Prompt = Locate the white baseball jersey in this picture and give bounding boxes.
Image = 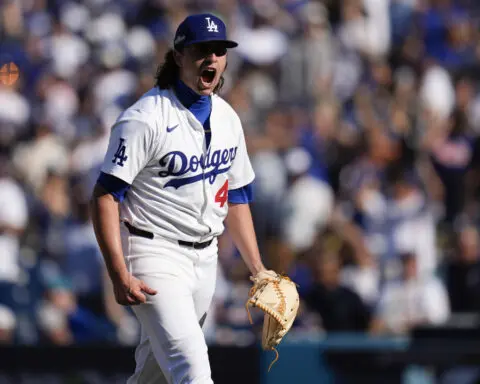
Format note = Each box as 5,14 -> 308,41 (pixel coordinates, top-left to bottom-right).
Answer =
100,87 -> 255,242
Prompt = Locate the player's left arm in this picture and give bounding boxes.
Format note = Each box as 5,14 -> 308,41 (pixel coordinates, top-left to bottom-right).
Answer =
225,116 -> 266,276
225,201 -> 266,276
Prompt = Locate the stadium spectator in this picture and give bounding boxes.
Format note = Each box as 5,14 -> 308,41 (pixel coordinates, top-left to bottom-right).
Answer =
303,248 -> 372,332
371,252 -> 450,335
0,304 -> 16,345
0,155 -> 28,316
444,225 -> 480,313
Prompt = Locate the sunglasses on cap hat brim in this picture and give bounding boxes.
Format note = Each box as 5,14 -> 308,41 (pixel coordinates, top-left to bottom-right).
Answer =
176,40 -> 237,56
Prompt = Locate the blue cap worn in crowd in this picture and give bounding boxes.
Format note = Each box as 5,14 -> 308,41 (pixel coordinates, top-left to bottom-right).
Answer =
173,13 -> 238,51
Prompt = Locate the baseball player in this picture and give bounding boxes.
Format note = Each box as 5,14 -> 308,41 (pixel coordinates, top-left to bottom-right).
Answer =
91,13 -> 269,384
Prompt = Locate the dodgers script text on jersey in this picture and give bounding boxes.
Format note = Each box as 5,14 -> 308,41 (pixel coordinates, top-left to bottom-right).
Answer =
158,146 -> 238,188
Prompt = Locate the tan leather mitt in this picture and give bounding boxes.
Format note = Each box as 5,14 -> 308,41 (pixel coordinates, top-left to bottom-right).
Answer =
246,270 -> 300,371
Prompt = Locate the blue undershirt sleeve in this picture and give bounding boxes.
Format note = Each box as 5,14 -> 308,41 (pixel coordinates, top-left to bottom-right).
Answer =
97,172 -> 131,202
228,183 -> 253,204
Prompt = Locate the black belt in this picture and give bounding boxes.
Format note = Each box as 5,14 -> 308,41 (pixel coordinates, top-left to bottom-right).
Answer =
124,222 -> 213,249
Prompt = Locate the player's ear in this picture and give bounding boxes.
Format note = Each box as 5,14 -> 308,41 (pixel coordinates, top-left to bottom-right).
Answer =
173,49 -> 183,68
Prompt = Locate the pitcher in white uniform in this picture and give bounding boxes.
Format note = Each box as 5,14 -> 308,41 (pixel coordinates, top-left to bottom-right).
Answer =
91,13 -> 269,384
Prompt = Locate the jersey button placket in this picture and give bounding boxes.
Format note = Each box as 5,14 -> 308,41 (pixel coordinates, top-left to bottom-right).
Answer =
202,125 -> 214,238
197,128 -> 211,243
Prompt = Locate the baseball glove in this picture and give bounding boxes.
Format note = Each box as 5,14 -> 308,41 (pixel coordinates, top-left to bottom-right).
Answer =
246,270 -> 300,371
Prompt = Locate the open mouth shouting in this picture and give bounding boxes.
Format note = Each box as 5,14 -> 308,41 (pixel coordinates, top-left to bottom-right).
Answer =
199,67 -> 217,88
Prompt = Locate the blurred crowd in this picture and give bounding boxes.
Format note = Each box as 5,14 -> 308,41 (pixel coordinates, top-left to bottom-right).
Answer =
2,0 -> 480,348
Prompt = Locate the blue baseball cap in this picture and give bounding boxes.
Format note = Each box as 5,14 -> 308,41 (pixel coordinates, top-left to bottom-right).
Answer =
173,13 -> 238,51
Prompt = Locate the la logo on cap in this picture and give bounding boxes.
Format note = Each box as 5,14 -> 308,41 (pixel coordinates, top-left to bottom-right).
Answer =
206,17 -> 218,33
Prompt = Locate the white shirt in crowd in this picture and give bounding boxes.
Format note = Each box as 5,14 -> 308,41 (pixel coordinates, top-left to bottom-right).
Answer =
0,177 -> 28,283
376,276 -> 450,334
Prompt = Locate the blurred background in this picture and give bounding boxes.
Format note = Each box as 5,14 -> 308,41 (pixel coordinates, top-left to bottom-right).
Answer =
2,0 -> 480,383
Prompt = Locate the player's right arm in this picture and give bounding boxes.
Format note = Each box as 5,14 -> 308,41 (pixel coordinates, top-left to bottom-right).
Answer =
91,184 -> 148,305
91,119 -> 158,305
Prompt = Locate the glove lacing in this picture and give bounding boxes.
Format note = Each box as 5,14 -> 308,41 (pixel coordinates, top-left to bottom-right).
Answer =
246,275 -> 287,324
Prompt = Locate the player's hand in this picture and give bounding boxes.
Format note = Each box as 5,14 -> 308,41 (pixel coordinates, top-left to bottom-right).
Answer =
113,274 -> 157,306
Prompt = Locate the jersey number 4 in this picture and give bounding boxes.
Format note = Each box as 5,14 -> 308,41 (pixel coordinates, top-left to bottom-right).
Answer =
112,138 -> 128,167
215,180 -> 228,207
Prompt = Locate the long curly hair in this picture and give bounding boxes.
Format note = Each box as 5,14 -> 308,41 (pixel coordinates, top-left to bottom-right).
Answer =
154,49 -> 225,94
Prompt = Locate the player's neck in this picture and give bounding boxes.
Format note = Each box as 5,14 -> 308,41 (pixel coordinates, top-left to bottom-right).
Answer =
175,79 -> 210,109
175,79 -> 212,126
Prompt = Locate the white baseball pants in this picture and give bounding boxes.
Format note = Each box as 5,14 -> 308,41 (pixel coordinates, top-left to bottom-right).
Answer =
121,225 -> 217,384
